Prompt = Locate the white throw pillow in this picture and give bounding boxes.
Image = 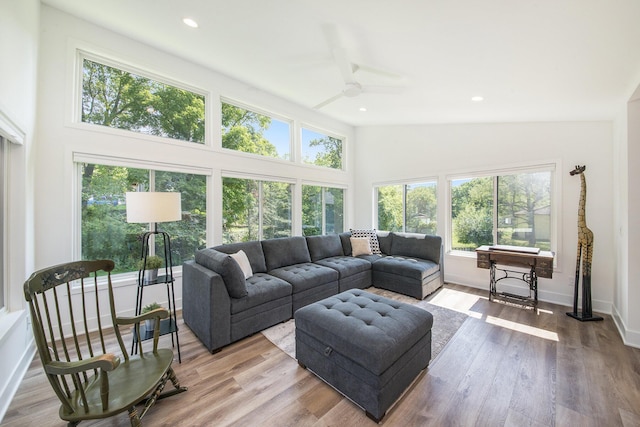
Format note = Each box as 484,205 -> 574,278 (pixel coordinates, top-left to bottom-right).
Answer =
230,250 -> 253,280
350,229 -> 381,254
350,237 -> 372,256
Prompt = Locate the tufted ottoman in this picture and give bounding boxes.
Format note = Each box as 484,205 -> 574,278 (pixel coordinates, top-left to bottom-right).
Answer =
294,289 -> 433,422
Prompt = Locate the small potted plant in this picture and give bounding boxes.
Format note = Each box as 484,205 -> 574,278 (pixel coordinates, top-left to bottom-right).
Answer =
137,255 -> 163,282
141,302 -> 162,331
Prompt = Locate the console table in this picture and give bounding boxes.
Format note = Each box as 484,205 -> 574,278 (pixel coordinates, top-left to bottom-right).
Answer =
476,245 -> 554,308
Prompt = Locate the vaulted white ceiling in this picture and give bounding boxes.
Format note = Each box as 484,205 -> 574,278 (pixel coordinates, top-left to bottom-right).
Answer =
42,0 -> 640,126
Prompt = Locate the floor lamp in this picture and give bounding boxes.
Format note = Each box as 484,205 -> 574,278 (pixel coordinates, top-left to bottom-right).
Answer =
126,191 -> 182,361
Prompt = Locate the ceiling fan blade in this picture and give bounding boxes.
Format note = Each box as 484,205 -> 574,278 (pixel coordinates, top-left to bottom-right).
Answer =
332,47 -> 356,84
361,85 -> 404,94
313,92 -> 344,109
352,63 -> 404,80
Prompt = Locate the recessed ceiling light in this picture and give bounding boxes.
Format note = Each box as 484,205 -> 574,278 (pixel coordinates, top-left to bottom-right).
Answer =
183,18 -> 199,28
471,96 -> 484,102
359,107 -> 367,112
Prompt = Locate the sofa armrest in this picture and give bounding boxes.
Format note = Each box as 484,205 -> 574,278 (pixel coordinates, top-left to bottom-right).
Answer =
183,260 -> 231,352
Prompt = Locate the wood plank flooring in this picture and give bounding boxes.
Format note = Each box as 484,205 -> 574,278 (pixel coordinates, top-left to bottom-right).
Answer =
3,283 -> 640,426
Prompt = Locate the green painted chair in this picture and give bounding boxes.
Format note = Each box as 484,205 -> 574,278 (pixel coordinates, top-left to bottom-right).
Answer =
23,259 -> 187,426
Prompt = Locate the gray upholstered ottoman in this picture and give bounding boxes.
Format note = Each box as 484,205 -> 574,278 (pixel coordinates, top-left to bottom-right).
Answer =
294,289 -> 433,422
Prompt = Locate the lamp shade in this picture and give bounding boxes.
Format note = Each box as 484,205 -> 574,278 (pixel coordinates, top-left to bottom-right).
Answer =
125,192 -> 182,223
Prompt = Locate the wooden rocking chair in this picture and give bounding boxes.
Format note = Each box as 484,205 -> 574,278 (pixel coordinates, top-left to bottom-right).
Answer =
23,259 -> 187,426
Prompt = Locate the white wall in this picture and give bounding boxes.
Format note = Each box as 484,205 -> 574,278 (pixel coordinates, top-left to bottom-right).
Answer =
35,5 -> 355,314
355,121 -> 615,312
613,84 -> 640,346
0,0 -> 39,420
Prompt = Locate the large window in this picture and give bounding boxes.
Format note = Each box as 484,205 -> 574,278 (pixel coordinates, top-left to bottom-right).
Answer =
450,169 -> 553,252
81,163 -> 207,274
222,177 -> 292,243
376,181 -> 437,234
221,102 -> 291,159
81,57 -> 205,143
301,127 -> 343,170
302,185 -> 344,236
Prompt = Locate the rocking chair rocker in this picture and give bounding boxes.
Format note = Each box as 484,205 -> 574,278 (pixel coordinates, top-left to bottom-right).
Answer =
23,259 -> 187,426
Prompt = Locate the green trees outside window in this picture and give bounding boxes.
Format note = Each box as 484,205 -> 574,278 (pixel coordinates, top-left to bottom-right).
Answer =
82,58 -> 205,143
377,182 -> 437,234
301,128 -> 343,169
302,186 -> 344,236
222,178 -> 292,243
79,57 -> 346,267
81,164 -> 206,274
221,102 -> 290,159
451,171 -> 552,251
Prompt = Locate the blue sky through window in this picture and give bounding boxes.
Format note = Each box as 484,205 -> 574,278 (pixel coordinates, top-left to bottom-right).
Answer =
262,119 -> 291,159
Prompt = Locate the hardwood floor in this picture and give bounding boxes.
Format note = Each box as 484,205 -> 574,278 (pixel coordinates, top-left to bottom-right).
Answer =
3,284 -> 640,426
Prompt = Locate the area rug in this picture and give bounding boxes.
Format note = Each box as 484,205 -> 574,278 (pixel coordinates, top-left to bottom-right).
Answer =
261,287 -> 468,362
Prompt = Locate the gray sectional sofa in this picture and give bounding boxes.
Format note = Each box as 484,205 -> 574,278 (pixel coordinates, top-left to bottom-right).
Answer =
182,231 -> 443,353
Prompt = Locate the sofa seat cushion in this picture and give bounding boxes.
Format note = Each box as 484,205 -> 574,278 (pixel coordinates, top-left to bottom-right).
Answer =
315,256 -> 372,278
269,263 -> 339,293
230,273 -> 292,314
372,256 -> 440,281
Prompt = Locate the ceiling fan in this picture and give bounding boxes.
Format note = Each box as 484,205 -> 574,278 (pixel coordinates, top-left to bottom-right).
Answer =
313,26 -> 404,110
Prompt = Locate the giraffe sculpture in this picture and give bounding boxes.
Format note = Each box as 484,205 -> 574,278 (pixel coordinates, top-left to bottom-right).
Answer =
567,165 -> 603,321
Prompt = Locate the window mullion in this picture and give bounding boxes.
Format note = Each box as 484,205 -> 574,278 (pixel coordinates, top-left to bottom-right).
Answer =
402,185 -> 408,232
493,176 -> 499,245
258,181 -> 264,240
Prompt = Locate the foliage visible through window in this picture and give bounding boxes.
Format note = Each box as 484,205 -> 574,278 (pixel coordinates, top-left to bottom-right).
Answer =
451,171 -> 552,251
301,128 -> 343,170
81,163 -> 207,274
222,177 -> 292,243
377,182 -> 437,234
221,102 -> 290,159
302,185 -> 344,236
82,58 -> 205,143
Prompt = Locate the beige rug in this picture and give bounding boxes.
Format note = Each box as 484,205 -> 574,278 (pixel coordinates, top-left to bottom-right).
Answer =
261,287 -> 468,362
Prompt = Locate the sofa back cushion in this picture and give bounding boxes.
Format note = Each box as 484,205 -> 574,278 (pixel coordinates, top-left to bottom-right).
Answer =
261,236 -> 311,271
339,232 -> 353,256
195,248 -> 248,298
213,241 -> 267,273
377,231 -> 393,255
306,234 -> 344,261
390,232 -> 442,263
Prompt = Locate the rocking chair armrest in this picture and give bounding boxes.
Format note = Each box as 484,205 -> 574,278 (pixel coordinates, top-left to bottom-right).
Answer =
117,308 -> 169,326
46,353 -> 121,375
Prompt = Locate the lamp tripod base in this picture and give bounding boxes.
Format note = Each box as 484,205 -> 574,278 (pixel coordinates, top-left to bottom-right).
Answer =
566,311 -> 603,322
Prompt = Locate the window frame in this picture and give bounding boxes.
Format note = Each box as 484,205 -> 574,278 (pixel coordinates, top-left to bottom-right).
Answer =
446,162 -> 559,260
73,49 -> 210,147
73,152 -> 212,284
374,178 -> 439,234
221,172 -> 296,243
300,124 -> 346,171
301,182 -> 346,236
220,98 -> 294,161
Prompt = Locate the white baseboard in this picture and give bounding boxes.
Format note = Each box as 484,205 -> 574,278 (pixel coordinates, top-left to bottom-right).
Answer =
0,331 -> 35,422
611,306 -> 640,349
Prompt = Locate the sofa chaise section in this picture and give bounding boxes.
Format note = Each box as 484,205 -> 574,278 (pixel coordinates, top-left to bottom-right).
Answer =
371,233 -> 443,299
